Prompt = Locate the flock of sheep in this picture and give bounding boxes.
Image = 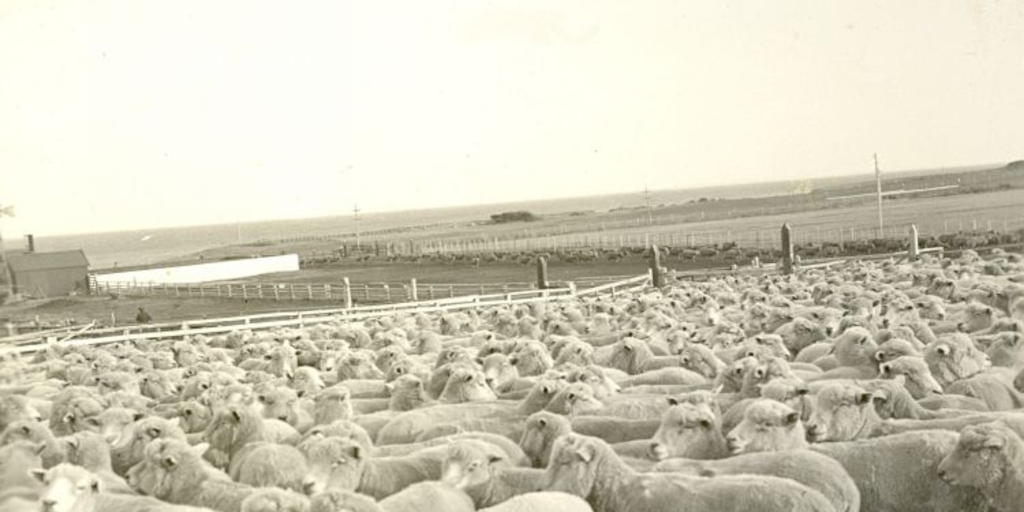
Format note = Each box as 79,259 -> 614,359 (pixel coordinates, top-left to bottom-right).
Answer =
3,247 -> 1024,512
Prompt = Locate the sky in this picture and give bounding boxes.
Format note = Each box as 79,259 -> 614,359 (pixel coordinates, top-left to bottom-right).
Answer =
1,0 -> 1023,238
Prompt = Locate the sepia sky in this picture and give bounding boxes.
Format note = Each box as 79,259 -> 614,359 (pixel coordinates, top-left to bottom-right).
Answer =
1,0 -> 1023,237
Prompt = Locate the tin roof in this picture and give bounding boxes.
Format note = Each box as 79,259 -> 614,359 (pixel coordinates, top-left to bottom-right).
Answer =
6,250 -> 89,272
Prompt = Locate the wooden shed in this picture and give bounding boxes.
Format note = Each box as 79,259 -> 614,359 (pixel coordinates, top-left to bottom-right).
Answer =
6,250 -> 89,298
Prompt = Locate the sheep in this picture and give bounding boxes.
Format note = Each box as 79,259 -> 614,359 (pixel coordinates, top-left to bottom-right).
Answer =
985,331 -> 1024,369
807,327 -> 879,380
127,439 -> 268,512
309,489 -> 383,512
111,416 -> 189,476
438,368 -> 498,403
541,433 -> 836,512
606,337 -> 685,375
877,356 -> 944,397
811,430 -> 989,512
440,439 -> 544,508
725,399 -> 807,454
0,394 -> 42,432
0,420 -> 66,468
255,387 -> 313,433
313,386 -> 353,425
62,431 -> 132,494
376,481 -> 474,512
203,405 -> 300,471
649,402 -> 728,461
384,375 -> 428,412
0,441 -> 43,503
301,436 -> 443,500
239,488 -> 311,512
653,449 -> 861,512
944,370 -> 1024,411
676,343 -> 726,379
229,442 -> 308,492
32,463 -> 215,512
937,421 -> 1024,512
924,333 -> 991,388
476,492 -> 593,512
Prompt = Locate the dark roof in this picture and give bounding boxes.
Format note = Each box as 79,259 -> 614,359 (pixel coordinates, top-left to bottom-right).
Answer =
6,250 -> 89,272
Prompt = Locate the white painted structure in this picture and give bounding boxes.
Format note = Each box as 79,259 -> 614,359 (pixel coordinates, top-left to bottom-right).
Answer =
92,254 -> 300,285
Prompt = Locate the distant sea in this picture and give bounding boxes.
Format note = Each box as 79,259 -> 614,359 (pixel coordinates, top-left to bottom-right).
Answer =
14,164 -> 997,270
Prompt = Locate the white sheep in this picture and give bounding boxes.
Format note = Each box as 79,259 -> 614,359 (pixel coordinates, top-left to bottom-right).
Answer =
937,420 -> 1024,512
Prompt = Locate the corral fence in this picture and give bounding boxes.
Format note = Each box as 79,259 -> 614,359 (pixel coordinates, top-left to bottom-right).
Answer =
89,274 -> 634,305
6,274 -> 654,355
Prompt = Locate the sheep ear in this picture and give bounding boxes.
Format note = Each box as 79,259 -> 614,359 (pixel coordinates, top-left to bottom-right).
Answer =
697,468 -> 717,478
983,434 -> 1005,449
65,437 -> 80,450
133,412 -> 145,422
487,454 -> 505,466
871,390 -> 889,403
148,427 -> 162,438
348,445 -> 363,460
574,444 -> 595,463
666,397 -> 680,406
935,344 -> 950,356
874,351 -> 886,362
856,393 -> 873,406
30,469 -> 46,483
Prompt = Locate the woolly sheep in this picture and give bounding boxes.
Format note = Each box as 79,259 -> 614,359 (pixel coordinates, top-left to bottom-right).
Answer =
308,489 -> 383,512
376,481 -> 474,512
653,449 -> 860,512
111,416 -> 189,476
127,439 -> 268,512
476,492 -> 593,512
725,399 -> 807,454
812,430 -> 989,512
229,442 -> 308,492
541,433 -> 835,512
301,436 -> 443,500
440,439 -> 543,508
877,355 -> 944,397
239,488 -> 310,512
924,333 -> 991,388
649,402 -> 728,461
33,463 -> 214,512
937,421 -> 1024,512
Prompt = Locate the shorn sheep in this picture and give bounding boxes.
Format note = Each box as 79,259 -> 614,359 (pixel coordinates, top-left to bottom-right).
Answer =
542,433 -> 836,512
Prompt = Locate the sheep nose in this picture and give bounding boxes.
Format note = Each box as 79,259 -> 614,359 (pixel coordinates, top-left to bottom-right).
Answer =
277,415 -> 289,422
41,499 -> 56,511
937,468 -> 948,480
648,442 -> 667,461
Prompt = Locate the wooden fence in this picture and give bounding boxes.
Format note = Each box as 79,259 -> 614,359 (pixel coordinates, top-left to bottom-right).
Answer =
6,273 -> 653,355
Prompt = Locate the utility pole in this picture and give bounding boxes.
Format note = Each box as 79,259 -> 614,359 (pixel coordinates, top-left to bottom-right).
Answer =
874,153 -> 883,238
0,203 -> 15,304
353,204 -> 362,250
643,186 -> 654,226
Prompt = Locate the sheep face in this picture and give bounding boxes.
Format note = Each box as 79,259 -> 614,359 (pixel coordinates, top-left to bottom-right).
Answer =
510,345 -> 553,377
878,356 -> 943,398
439,369 -> 497,403
33,464 -> 99,512
831,327 -> 878,367
873,338 -> 920,364
177,400 -> 212,434
90,407 -> 142,445
302,437 -> 364,495
315,386 -> 353,424
938,422 -> 1017,488
570,366 -> 620,400
925,334 -> 990,388
805,383 -> 881,442
678,344 -> 725,379
714,356 -> 758,393
986,332 -> 1024,368
257,388 -> 302,423
479,354 -> 519,390
0,394 -> 42,431
740,358 -> 797,398
726,399 -> 806,454
337,352 -> 384,381
127,439 -> 208,500
541,434 -> 599,499
310,489 -> 382,512
544,383 -> 603,416
519,412 -> 570,468
139,370 -> 176,400
649,402 -> 721,460
441,440 -> 508,489
113,416 -> 185,475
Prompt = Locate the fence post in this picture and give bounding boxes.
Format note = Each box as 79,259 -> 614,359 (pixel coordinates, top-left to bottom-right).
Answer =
409,278 -> 418,301
536,257 -> 549,290
781,223 -> 794,275
307,284 -> 313,300
650,245 -> 664,288
908,224 -> 920,262
341,278 -> 352,308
